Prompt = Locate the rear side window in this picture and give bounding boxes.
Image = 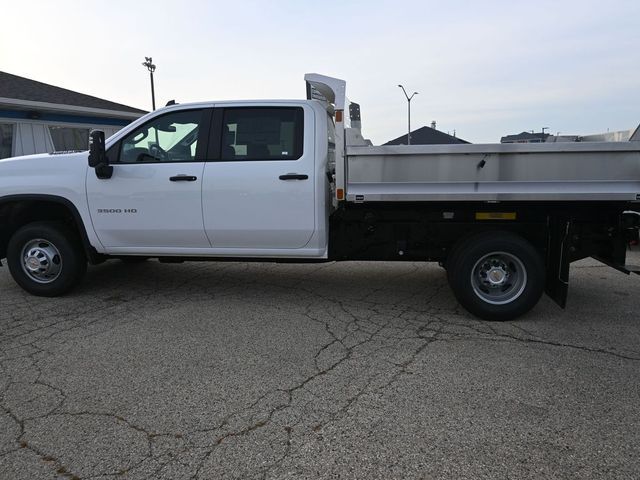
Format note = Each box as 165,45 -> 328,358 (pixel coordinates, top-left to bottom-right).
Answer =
221,107 -> 303,161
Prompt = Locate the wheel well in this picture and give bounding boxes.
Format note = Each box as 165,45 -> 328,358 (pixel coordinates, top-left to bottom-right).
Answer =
445,228 -> 546,267
0,199 -> 99,262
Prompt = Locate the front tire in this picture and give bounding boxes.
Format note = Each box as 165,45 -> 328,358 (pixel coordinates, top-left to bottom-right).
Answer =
446,231 -> 544,321
7,222 -> 87,296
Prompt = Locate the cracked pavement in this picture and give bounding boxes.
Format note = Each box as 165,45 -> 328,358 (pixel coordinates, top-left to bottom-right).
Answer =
0,255 -> 639,479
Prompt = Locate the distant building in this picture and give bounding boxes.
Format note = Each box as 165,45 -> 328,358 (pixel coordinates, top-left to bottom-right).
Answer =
385,123 -> 469,145
500,131 -> 550,144
546,125 -> 640,143
0,71 -> 146,159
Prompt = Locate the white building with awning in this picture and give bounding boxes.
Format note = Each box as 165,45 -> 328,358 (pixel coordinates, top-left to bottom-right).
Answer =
0,71 -> 146,159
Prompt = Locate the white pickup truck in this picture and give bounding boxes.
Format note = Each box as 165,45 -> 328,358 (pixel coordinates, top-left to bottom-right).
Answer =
1,73 -> 639,321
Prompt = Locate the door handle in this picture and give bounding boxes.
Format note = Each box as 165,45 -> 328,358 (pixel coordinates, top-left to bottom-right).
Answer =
279,174 -> 308,180
169,175 -> 197,182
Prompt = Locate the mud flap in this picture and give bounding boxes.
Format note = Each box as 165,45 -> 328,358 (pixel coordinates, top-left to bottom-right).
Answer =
545,218 -> 572,308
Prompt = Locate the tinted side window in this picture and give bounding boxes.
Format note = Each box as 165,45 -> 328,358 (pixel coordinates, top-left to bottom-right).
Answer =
118,109 -> 203,163
221,108 -> 303,161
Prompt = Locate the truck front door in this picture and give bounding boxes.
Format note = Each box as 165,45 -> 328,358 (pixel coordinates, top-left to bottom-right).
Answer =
86,108 -> 211,250
201,106 -> 316,249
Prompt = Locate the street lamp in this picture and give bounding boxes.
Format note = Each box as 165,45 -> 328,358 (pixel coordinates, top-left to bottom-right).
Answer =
142,57 -> 156,110
398,85 -> 418,145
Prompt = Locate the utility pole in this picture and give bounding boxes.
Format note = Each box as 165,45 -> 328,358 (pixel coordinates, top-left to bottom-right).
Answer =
398,85 -> 418,145
142,57 -> 156,110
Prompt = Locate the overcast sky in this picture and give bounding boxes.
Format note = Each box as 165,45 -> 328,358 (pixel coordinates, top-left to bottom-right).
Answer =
2,0 -> 639,144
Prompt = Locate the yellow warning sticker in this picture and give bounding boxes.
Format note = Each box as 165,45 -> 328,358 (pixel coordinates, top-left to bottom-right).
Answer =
475,212 -> 517,220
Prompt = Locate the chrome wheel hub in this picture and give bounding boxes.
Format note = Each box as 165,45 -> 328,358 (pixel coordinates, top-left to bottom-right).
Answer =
471,252 -> 527,305
21,239 -> 63,284
486,265 -> 508,286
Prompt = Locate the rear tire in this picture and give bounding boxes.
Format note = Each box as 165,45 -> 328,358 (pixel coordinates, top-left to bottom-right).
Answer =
6,222 -> 87,297
446,231 -> 544,321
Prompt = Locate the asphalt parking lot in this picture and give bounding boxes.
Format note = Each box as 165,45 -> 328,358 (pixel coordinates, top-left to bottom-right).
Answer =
0,256 -> 639,479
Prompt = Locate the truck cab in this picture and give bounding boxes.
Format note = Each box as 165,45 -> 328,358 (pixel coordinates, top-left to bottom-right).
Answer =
86,100 -> 331,257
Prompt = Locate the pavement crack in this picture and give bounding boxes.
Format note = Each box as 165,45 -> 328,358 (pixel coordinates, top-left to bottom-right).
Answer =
441,330 -> 640,361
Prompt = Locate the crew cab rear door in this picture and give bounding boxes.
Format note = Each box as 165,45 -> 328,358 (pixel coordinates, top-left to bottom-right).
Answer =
201,105 -> 316,249
86,108 -> 212,250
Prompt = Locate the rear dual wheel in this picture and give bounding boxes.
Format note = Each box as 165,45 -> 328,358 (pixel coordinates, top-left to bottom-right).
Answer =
446,232 -> 544,321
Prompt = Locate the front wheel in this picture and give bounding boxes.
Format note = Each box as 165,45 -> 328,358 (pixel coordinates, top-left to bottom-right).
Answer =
6,222 -> 87,296
446,232 -> 545,321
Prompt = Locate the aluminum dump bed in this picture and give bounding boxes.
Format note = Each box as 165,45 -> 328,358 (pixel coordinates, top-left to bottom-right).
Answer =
346,142 -> 640,202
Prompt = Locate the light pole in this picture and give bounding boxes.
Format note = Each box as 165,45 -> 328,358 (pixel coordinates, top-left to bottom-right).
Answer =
398,85 -> 418,145
142,57 -> 156,110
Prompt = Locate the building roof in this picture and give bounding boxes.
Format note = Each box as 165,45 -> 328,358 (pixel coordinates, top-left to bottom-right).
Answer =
500,131 -> 550,143
384,126 -> 469,145
0,71 -> 146,116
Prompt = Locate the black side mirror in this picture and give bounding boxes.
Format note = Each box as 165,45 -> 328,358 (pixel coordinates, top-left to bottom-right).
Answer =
88,130 -> 113,179
88,130 -> 105,167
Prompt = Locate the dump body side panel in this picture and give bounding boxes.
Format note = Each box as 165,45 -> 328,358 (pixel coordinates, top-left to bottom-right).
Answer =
346,143 -> 640,203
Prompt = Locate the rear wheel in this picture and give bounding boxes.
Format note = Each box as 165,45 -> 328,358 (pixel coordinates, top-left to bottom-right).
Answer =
7,222 -> 87,296
446,232 -> 544,321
